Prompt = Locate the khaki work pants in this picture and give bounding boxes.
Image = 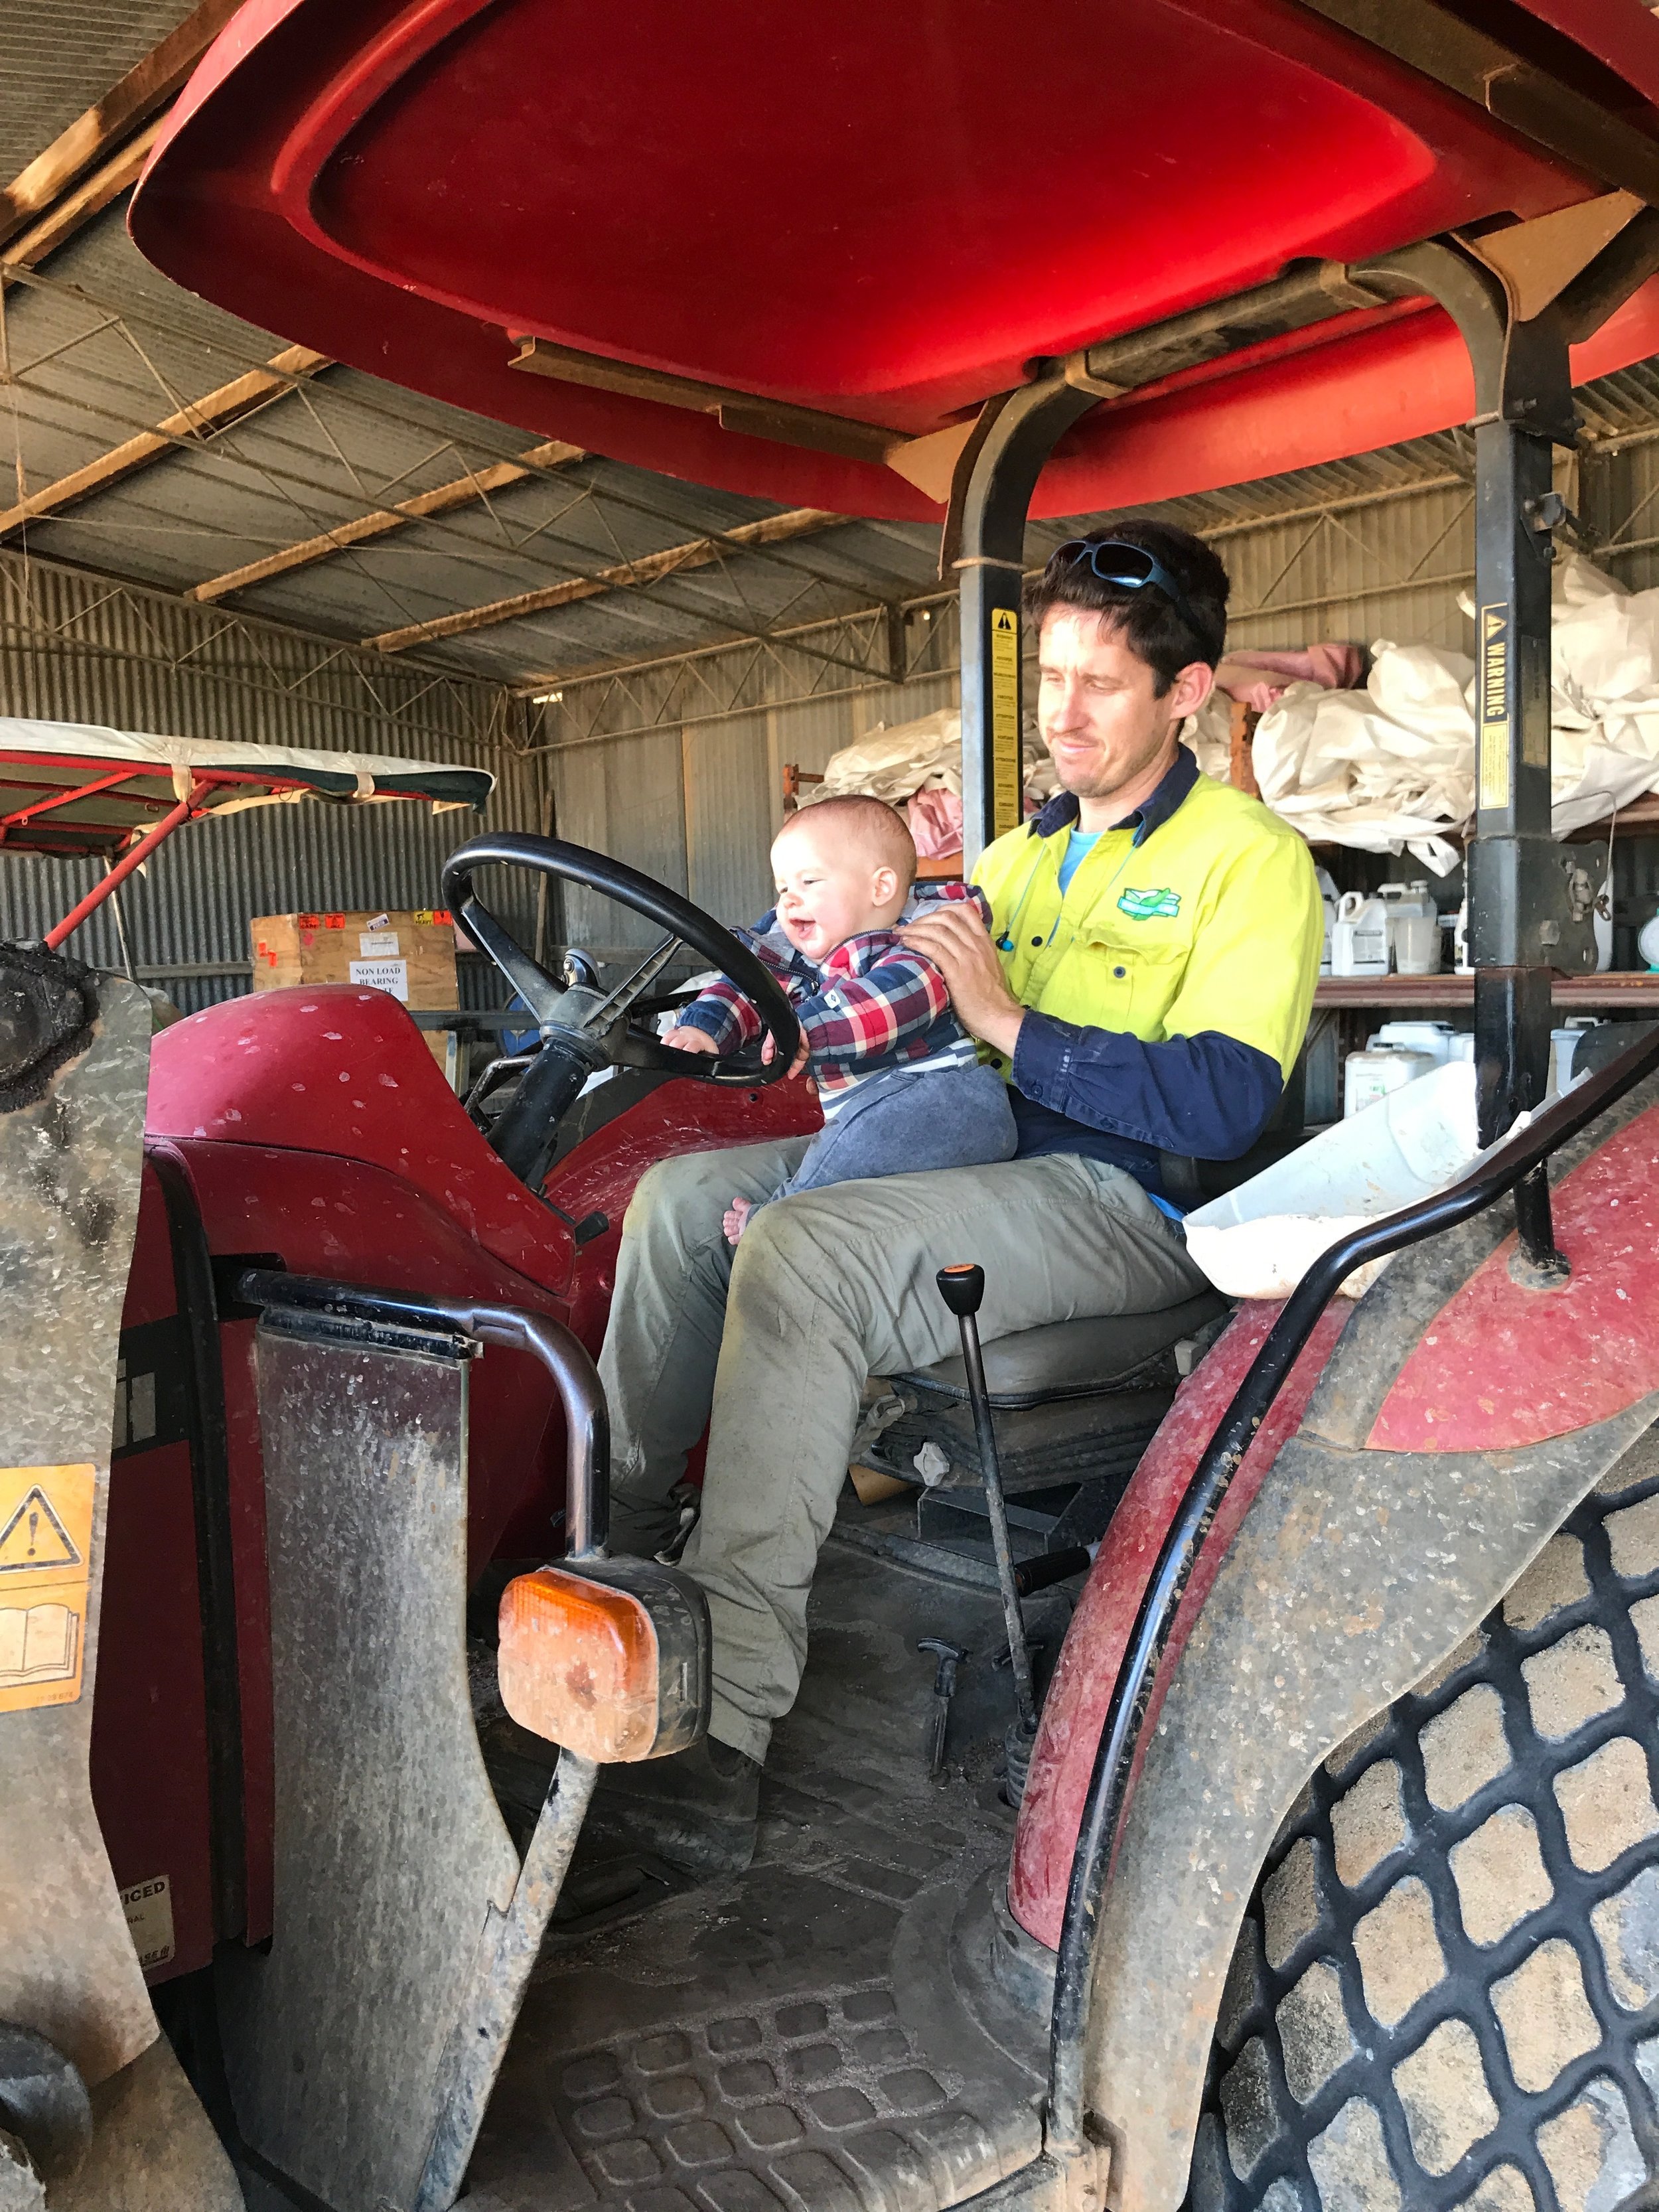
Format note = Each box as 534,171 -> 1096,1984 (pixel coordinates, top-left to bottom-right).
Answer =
597,1140 -> 1208,1761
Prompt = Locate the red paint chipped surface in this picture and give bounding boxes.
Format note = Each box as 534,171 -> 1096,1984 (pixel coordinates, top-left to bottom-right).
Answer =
1370,1106 -> 1659,1453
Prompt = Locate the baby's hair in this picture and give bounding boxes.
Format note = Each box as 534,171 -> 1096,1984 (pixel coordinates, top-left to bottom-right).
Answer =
777,794 -> 917,887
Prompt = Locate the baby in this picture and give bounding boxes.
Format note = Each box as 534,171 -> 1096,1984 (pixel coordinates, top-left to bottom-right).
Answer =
665,794 -> 1016,1240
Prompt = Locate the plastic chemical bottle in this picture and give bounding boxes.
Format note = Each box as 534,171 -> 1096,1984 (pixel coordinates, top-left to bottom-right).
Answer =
1331,890 -> 1390,978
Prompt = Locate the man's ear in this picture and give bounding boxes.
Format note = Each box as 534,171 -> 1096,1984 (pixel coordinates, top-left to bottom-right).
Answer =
1167,660 -> 1215,721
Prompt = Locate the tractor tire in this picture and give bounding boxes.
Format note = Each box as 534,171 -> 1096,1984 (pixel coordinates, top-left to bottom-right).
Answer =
1188,1424 -> 1659,2212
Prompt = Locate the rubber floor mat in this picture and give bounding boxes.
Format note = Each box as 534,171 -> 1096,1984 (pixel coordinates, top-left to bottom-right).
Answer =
465,1538 -> 1064,2212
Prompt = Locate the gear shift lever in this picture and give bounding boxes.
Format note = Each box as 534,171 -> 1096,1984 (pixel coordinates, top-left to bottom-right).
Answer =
936,1264 -> 1039,1796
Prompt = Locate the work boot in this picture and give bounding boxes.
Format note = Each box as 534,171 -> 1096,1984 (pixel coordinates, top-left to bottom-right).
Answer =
585,1735 -> 762,1875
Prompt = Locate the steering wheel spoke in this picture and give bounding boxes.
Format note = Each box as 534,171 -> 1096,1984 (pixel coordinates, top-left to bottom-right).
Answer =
585,933 -> 684,1031
454,890 -> 567,1028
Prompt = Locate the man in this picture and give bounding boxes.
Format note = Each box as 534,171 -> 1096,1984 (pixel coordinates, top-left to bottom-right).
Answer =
591,519 -> 1323,1872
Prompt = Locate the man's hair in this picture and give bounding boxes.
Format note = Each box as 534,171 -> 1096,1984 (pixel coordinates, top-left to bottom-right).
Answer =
1022,519 -> 1229,694
776,794 -> 916,887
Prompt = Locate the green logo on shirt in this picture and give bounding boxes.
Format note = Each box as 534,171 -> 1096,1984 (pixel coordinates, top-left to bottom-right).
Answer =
1118,886 -> 1181,921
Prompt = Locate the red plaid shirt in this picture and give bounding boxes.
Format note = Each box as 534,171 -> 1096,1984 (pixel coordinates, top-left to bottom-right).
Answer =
675,881 -> 991,1106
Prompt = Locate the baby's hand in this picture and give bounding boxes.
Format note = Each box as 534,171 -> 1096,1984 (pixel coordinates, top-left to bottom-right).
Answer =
723,1197 -> 753,1245
663,1025 -> 720,1053
761,1031 -> 812,1076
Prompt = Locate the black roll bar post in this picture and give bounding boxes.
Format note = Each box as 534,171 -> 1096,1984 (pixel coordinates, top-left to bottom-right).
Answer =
1358,240 -> 1597,1278
951,378 -> 1100,867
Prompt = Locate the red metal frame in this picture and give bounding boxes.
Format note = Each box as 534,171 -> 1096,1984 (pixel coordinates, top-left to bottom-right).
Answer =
1,745 -> 472,941
0,769 -> 143,845
43,777 -> 218,949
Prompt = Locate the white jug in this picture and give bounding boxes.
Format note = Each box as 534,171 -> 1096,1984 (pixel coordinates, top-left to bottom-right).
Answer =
1331,891 -> 1390,978
1372,1021 -> 1461,1064
1344,1044 -> 1437,1118
1378,881 -> 1439,973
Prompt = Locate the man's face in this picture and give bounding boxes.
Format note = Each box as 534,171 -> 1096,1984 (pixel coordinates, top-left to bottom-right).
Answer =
1036,608 -> 1206,802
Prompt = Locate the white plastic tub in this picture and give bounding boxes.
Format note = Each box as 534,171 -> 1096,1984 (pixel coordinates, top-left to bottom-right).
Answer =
1183,1060 -> 1481,1300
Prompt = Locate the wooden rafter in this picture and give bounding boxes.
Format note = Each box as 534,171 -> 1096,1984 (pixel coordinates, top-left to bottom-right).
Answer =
1,117 -> 168,279
0,344 -> 332,538
365,507 -> 850,654
186,438 -> 588,603
0,0 -> 242,250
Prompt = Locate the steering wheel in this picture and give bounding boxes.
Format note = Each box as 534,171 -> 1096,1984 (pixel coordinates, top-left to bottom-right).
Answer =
441,833 -> 801,1191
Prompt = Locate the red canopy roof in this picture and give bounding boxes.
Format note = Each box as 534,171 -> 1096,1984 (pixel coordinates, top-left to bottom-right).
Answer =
131,0 -> 1659,519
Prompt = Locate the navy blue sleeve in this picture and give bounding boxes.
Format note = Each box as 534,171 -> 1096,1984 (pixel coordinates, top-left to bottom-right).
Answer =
1010,1012 -> 1283,1160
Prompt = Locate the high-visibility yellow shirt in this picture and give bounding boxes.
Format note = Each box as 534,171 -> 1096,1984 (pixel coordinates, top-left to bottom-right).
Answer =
971,748 -> 1322,1177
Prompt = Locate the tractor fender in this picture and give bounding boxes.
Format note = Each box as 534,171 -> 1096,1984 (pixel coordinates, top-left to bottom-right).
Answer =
1033,1071 -> 1659,2211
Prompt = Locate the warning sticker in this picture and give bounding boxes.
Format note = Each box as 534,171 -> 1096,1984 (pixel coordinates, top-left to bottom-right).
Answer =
120,1874 -> 175,1972
0,1486 -> 81,1573
0,1463 -> 94,1712
989,606 -> 1023,840
1477,602 -> 1511,814
348,957 -> 410,1003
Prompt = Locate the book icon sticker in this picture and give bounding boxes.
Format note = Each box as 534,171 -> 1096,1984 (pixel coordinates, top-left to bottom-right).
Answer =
0,1465 -> 95,1712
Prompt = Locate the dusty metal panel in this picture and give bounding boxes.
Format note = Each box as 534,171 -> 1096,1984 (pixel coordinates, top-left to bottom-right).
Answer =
0,976 -> 159,2091
218,1317 -> 522,2212
50,2037 -> 243,2212
551,726 -> 686,952
1589,431 -> 1659,597
0,3 -> 201,198
1220,479 -> 1477,655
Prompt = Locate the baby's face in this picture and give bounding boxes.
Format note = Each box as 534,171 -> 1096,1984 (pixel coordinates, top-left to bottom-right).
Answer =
770,819 -> 902,962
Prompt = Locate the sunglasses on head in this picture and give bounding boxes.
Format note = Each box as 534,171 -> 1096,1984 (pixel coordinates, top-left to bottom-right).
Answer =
1053,537 -> 1205,647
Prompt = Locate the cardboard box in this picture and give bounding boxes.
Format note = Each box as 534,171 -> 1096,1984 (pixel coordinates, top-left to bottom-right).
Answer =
250,908 -> 459,1003
250,909 -> 461,1082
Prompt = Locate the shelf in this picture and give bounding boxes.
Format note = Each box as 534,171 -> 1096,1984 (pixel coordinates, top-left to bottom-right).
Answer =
915,849 -> 963,880
1563,793 -> 1659,844
1315,973 -> 1659,1009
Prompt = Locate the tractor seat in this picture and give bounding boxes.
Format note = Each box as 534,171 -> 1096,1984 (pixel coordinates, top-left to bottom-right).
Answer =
895,1289 -> 1230,1409
853,1287 -> 1232,1536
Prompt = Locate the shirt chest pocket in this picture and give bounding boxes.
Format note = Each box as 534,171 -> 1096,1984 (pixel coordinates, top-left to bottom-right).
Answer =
1069,922 -> 1190,1036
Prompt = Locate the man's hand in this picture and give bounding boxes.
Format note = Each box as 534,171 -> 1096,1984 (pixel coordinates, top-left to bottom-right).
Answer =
899,906 -> 1026,1061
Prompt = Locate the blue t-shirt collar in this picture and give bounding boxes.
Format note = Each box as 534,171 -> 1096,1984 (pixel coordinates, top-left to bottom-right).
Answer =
1029,743 -> 1200,849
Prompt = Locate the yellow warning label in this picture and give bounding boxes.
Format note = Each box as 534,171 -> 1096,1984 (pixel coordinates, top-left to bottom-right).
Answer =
0,1463 -> 94,1714
1477,603 -> 1511,814
990,607 -> 1022,840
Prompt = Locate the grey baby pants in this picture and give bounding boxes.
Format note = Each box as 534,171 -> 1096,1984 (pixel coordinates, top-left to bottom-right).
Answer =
769,1059 -> 1017,1205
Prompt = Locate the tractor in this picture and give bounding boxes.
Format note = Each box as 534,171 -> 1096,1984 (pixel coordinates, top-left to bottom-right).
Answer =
6,5 -> 1659,2210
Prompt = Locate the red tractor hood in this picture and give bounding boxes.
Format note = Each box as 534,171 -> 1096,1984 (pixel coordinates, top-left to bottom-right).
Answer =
131,0 -> 1659,520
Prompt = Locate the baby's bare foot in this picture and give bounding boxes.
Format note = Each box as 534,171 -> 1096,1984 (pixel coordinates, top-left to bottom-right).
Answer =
723,1197 -> 753,1245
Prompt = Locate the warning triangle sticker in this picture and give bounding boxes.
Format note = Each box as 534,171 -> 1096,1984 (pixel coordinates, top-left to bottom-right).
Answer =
991,608 -> 1017,632
0,1487 -> 82,1573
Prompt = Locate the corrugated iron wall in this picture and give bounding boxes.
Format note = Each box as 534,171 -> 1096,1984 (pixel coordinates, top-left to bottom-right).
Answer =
1217,481 -> 1476,656
545,480 -> 1486,932
0,552 -> 541,1010
548,613 -> 961,932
